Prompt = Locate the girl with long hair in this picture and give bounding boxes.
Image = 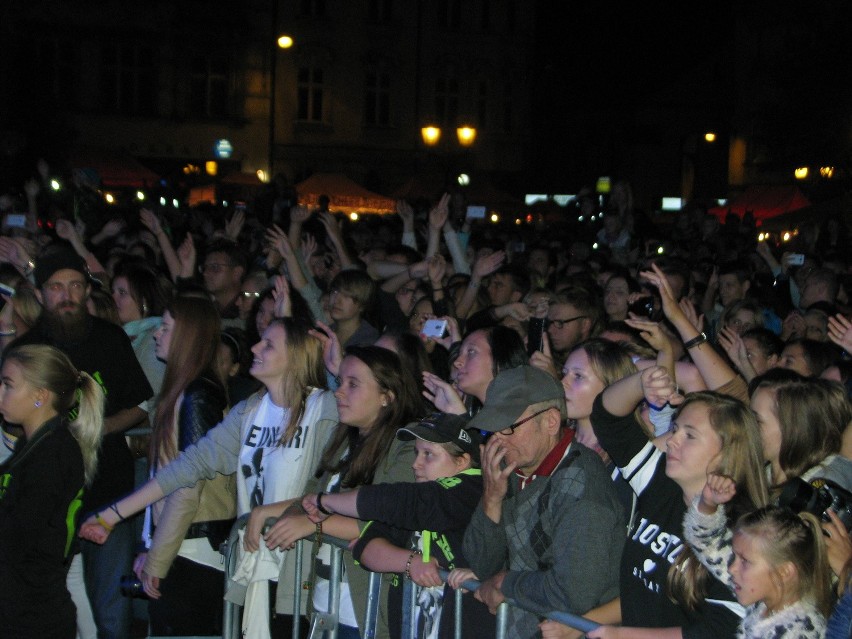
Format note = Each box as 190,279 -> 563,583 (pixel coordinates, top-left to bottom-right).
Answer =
0,344 -> 104,639
556,368 -> 769,639
260,345 -> 422,639
79,318 -> 339,638
134,295 -> 234,636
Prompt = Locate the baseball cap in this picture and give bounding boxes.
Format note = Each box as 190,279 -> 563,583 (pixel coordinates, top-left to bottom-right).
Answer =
34,245 -> 90,288
467,365 -> 566,433
397,412 -> 481,461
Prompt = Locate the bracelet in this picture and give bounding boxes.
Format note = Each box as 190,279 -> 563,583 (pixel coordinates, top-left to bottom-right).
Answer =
316,491 -> 332,515
95,513 -> 114,532
315,521 -> 323,546
404,550 -> 422,580
683,332 -> 708,350
108,503 -> 126,522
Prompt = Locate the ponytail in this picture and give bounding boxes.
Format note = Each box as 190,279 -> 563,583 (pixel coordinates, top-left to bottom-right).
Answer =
69,372 -> 105,486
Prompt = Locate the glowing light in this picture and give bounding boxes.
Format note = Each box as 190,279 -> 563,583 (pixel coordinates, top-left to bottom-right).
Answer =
525,214 -> 533,223
50,179 -> 61,191
657,246 -> 665,254
704,132 -> 717,143
820,166 -> 835,178
256,170 -> 268,182
104,193 -> 115,204
421,126 -> 441,146
783,232 -> 791,242
592,242 -> 599,249
794,167 -> 808,180
136,191 -> 145,201
514,218 -> 522,225
205,161 -> 218,176
349,212 -> 359,221
159,197 -> 166,206
490,213 -> 499,223
457,173 -> 470,186
172,199 -> 180,208
277,35 -> 293,49
456,126 -> 477,147
591,215 -> 597,221
758,233 -> 766,242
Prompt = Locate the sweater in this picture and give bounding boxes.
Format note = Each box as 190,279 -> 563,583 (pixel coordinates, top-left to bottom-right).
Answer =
463,440 -> 624,639
683,500 -> 826,639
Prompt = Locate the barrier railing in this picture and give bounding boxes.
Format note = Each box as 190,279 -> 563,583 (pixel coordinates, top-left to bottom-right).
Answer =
221,516 -> 599,639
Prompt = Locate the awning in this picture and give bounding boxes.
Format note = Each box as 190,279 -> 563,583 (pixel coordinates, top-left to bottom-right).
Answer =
68,147 -> 161,189
708,185 -> 810,225
295,173 -> 395,214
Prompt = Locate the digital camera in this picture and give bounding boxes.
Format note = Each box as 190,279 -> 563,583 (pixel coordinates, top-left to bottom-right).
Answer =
776,477 -> 852,531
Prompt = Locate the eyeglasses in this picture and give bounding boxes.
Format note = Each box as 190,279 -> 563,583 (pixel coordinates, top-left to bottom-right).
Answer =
547,316 -> 587,330
200,262 -> 233,274
241,291 -> 262,298
497,407 -> 554,436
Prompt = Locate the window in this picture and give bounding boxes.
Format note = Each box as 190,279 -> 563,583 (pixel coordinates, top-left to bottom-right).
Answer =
297,67 -> 325,121
502,82 -> 513,134
477,81 -> 488,129
99,44 -> 156,115
368,0 -> 393,23
365,71 -> 390,126
437,0 -> 462,32
435,77 -> 458,126
190,56 -> 229,118
34,39 -> 79,108
299,0 -> 326,17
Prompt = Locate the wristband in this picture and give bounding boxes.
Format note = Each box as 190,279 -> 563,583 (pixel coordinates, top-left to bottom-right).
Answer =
683,332 -> 708,350
404,550 -> 422,580
95,513 -> 114,532
108,503 -> 126,522
316,491 -> 332,515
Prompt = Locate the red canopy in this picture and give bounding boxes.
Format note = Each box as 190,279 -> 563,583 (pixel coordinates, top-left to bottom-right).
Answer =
708,185 -> 810,225
69,147 -> 161,189
295,173 -> 395,214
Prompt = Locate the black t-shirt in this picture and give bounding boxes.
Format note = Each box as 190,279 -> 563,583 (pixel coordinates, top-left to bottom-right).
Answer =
591,395 -> 740,639
8,315 -> 153,510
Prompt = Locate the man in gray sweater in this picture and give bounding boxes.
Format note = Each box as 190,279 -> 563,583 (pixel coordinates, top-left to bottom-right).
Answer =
463,366 -> 624,639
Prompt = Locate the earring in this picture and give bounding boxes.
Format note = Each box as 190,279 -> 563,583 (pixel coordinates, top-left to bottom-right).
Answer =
34,400 -> 42,408
381,401 -> 388,407
142,303 -> 148,315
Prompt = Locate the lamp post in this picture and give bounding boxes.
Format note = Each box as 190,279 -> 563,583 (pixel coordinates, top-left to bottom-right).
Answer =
420,124 -> 477,189
268,0 -> 293,177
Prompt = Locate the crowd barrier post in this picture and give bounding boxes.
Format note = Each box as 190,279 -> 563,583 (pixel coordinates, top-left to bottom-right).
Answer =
222,517 -> 599,639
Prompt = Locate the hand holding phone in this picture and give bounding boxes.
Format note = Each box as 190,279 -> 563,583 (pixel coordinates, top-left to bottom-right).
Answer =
421,318 -> 449,340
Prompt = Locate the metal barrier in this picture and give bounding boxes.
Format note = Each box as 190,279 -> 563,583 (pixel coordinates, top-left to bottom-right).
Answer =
221,516 -> 600,639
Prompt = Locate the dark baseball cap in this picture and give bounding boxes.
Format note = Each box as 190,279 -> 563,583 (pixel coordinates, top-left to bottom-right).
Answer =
397,412 -> 481,461
467,365 -> 566,433
34,245 -> 90,288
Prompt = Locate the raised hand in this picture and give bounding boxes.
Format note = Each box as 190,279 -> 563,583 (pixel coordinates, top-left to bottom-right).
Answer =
472,250 -> 505,281
625,316 -> 673,354
639,365 -> 682,408
717,326 -> 752,374
699,473 -> 736,513
290,204 -> 312,225
55,218 -> 81,244
428,193 -> 451,231
311,320 -> 342,377
828,314 -> 852,353
99,218 -> 125,239
224,209 -> 246,240
422,371 -> 466,414
139,208 -> 162,235
177,234 -> 196,273
396,200 -> 414,228
271,275 -> 292,318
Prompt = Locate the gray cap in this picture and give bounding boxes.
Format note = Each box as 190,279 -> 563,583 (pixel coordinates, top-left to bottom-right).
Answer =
468,365 -> 566,433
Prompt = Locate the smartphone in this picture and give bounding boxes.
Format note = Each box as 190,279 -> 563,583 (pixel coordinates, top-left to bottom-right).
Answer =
5,214 -> 26,228
0,283 -> 15,297
787,253 -> 805,266
527,317 -> 546,356
421,318 -> 448,339
465,205 -> 486,220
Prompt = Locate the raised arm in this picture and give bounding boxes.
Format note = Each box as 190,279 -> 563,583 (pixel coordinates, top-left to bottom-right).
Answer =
140,209 -> 181,280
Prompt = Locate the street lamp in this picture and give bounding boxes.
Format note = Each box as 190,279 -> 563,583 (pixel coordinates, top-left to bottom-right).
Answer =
421,126 -> 441,146
456,126 -> 477,147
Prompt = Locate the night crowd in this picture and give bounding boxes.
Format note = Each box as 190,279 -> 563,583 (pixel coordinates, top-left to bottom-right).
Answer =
1,160 -> 852,639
